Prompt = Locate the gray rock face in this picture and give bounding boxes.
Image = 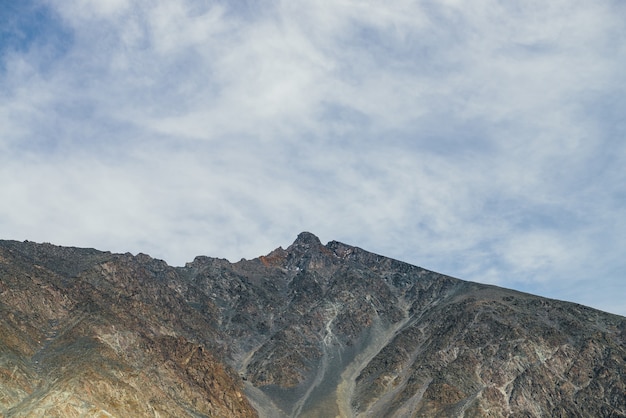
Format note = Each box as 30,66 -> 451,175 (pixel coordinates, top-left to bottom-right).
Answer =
1,233 -> 625,417
183,233 -> 626,417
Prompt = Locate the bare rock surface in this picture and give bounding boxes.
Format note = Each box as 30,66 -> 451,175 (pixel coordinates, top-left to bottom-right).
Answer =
1,233 -> 625,417
0,240 -> 255,417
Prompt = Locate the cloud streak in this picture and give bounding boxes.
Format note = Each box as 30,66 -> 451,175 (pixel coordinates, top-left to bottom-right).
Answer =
1,0 -> 625,315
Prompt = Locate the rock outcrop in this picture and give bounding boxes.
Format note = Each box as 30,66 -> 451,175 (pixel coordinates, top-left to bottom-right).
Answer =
1,233 -> 625,417
0,241 -> 255,417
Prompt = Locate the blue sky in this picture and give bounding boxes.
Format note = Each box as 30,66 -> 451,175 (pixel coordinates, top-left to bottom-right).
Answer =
1,0 -> 625,316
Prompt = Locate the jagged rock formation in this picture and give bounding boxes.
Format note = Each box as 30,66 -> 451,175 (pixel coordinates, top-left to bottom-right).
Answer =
1,233 -> 625,417
0,241 -> 255,417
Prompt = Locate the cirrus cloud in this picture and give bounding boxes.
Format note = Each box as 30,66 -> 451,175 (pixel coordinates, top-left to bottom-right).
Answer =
1,0 -> 625,315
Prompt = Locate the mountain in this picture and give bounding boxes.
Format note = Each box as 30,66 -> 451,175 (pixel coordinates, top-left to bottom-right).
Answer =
1,233 -> 625,417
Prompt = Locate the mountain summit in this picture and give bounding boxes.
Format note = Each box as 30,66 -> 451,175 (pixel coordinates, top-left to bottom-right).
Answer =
1,234 -> 625,417
291,231 -> 323,247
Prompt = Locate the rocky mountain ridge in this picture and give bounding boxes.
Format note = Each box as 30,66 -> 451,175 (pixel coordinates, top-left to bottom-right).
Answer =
1,233 -> 625,417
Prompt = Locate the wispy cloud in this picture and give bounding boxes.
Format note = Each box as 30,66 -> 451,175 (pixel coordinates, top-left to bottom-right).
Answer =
1,0 -> 625,315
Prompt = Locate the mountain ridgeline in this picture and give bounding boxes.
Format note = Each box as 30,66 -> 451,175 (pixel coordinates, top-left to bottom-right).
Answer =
0,232 -> 624,417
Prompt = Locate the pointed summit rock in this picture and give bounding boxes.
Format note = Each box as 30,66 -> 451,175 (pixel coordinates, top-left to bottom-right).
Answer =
293,231 -> 322,245
289,231 -> 323,248
256,232 -> 326,270
284,232 -> 337,273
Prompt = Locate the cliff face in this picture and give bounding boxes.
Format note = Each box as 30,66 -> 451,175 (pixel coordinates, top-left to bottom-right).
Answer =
0,241 -> 255,417
1,233 -> 625,417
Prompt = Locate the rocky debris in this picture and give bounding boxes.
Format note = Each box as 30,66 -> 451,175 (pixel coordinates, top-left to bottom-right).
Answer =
1,233 -> 625,417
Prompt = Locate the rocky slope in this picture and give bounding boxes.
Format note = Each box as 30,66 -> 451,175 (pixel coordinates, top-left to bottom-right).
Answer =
1,233 -> 625,417
0,241 -> 255,417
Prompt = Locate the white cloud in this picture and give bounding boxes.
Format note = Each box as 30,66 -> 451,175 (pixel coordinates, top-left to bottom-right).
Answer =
50,0 -> 132,21
1,0 -> 625,315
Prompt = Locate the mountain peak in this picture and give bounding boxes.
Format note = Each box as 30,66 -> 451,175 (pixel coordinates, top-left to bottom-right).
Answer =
283,232 -> 338,272
291,231 -> 322,247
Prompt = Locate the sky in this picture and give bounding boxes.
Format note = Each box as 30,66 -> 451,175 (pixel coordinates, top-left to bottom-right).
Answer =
1,0 -> 625,316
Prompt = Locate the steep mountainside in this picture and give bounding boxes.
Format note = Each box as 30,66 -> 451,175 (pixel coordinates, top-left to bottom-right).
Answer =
1,233 -> 625,417
0,241 -> 255,417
